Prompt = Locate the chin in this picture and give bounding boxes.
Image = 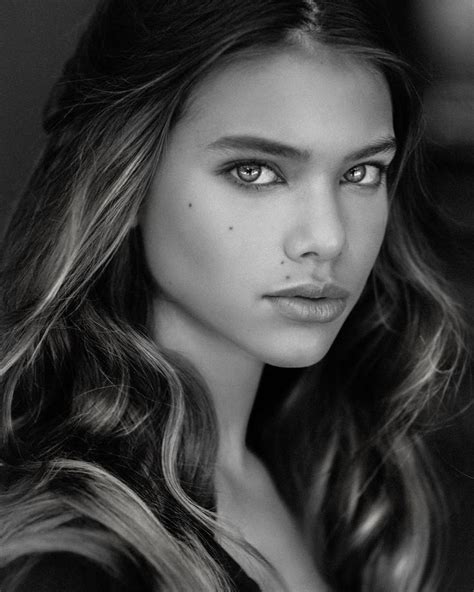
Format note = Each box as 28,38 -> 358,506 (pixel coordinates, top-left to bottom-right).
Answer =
260,342 -> 333,369
253,323 -> 341,368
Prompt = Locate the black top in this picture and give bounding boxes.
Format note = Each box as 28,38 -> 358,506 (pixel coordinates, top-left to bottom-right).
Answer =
0,548 -> 261,592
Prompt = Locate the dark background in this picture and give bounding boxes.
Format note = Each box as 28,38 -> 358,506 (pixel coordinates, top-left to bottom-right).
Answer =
1,1 -> 473,589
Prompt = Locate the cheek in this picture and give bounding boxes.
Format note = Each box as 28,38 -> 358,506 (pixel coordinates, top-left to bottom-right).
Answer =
141,193 -> 215,292
140,174 -> 256,300
365,212 -> 387,257
347,199 -> 388,272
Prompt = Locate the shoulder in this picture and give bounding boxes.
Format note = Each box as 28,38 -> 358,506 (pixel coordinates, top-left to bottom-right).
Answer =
0,553 -> 146,592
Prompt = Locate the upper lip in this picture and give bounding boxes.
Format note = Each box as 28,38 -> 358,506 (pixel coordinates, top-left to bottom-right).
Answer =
266,282 -> 350,299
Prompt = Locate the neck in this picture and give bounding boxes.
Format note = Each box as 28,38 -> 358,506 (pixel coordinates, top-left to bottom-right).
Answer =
151,298 -> 264,472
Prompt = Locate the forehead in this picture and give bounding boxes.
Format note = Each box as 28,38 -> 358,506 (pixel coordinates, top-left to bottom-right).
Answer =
176,45 -> 393,159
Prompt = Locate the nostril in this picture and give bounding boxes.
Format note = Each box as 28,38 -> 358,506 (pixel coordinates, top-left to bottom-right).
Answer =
302,251 -> 320,258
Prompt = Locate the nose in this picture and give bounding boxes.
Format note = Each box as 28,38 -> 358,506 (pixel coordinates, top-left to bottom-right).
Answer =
283,182 -> 346,263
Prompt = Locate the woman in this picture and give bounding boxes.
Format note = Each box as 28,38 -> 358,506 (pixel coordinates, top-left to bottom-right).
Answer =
0,0 -> 467,590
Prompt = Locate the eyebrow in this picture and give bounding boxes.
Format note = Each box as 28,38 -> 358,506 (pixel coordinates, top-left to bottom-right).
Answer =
206,134 -> 397,162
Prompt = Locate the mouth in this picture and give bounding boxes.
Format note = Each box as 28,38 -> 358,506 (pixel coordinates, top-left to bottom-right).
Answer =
264,282 -> 349,323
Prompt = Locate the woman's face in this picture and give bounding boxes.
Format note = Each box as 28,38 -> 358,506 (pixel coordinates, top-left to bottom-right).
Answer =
140,46 -> 396,368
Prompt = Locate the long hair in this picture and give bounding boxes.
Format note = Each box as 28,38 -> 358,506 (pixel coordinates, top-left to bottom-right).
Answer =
0,1 -> 467,590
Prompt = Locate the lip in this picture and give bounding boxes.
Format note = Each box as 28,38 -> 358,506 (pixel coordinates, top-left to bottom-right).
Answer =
264,282 -> 349,323
266,282 -> 350,300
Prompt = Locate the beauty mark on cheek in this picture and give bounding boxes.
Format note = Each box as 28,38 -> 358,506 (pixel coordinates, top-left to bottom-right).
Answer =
228,226 -> 234,230
188,203 -> 193,208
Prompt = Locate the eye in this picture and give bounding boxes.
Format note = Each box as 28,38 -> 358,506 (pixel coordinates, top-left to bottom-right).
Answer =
227,162 -> 283,188
342,163 -> 387,187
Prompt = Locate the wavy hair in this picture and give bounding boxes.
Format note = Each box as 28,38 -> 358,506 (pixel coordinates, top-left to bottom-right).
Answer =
0,0 -> 467,590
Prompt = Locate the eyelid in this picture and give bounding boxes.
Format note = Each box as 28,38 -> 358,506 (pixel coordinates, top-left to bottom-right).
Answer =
350,159 -> 390,171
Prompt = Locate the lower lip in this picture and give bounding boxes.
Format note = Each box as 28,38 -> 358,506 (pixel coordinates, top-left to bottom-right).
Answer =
265,296 -> 347,323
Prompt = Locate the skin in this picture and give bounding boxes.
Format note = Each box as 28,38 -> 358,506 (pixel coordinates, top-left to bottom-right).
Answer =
139,44 -> 395,590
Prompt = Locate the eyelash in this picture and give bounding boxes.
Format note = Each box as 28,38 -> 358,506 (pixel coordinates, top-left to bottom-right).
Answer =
219,159 -> 390,192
